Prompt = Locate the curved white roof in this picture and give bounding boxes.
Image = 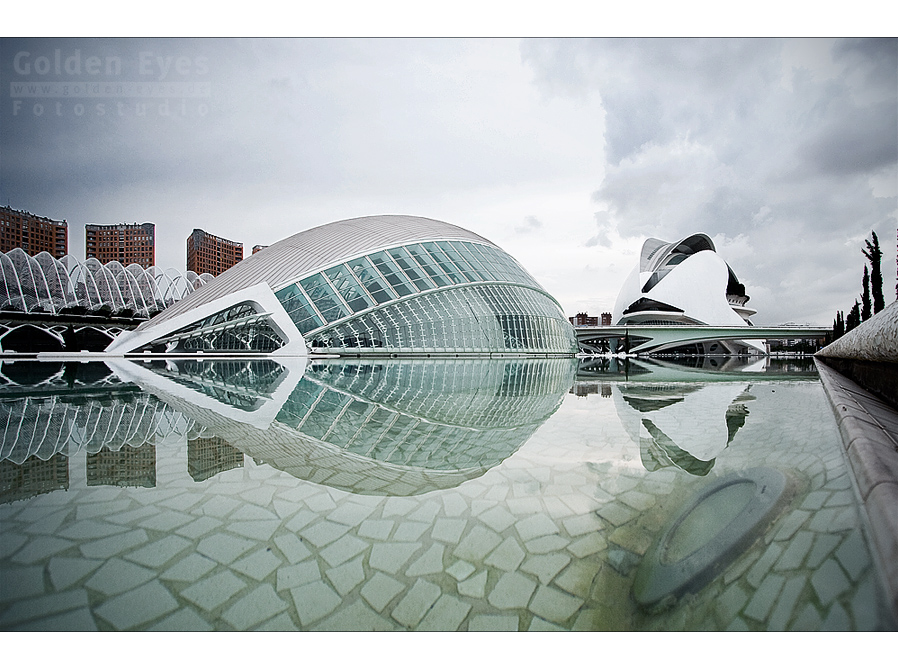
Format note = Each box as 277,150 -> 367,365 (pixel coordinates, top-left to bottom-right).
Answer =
139,215 -> 497,330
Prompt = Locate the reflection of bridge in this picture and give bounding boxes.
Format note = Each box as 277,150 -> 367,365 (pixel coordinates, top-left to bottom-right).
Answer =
575,325 -> 831,355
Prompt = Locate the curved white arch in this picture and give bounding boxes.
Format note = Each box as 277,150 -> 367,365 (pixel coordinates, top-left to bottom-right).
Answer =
0,249 -> 207,317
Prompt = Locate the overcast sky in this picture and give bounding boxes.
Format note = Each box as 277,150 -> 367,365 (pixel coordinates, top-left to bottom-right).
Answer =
1,37 -> 895,325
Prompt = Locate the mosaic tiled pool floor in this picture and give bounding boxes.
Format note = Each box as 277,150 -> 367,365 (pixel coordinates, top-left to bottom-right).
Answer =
0,358 -> 894,630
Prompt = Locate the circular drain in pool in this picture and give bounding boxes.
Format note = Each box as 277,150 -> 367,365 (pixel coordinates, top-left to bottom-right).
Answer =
633,467 -> 791,611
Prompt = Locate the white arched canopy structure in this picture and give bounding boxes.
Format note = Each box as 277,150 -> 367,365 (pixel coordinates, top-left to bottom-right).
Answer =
0,249 -> 212,318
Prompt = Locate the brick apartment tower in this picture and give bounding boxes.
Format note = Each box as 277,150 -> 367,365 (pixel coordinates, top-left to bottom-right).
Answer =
0,205 -> 68,258
85,222 -> 155,269
187,229 -> 243,277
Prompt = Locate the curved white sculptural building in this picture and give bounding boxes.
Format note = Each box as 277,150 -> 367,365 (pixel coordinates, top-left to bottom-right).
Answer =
108,215 -> 578,356
612,234 -> 763,355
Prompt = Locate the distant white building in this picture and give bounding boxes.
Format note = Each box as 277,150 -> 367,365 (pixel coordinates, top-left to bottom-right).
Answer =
612,234 -> 765,355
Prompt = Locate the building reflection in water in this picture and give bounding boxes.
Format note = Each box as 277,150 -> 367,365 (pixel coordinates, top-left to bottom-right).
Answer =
571,356 -> 813,477
0,355 -> 576,500
0,360 -> 214,496
0,451 -> 68,504
188,436 -> 245,482
112,356 -> 577,496
87,444 -> 157,488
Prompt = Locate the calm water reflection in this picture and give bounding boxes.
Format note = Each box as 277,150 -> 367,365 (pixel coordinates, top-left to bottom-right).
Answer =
0,356 -> 893,630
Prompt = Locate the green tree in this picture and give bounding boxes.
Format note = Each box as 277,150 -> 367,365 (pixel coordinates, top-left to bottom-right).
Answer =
833,310 -> 845,339
863,231 -> 884,314
846,300 -> 861,332
862,265 -> 871,321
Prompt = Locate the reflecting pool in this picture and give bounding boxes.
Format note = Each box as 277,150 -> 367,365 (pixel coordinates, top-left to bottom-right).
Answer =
0,356 -> 894,630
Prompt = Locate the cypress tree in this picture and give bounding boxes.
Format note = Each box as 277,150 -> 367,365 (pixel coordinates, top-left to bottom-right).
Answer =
862,265 -> 871,321
863,231 -> 884,314
833,310 -> 845,339
846,300 -> 860,332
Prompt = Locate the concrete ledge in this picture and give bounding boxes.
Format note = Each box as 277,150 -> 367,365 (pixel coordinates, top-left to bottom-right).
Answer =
817,300 -> 898,363
816,300 -> 898,408
815,358 -> 898,620
815,357 -> 898,409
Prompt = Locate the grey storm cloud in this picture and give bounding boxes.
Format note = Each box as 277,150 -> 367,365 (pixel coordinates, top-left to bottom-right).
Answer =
523,37 -> 897,324
1,37 -> 894,327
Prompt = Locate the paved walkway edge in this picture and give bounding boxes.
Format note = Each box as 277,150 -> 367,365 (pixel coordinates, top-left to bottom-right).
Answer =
815,357 -> 898,622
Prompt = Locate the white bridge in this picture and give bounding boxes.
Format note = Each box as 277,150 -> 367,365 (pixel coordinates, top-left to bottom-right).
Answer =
575,324 -> 831,354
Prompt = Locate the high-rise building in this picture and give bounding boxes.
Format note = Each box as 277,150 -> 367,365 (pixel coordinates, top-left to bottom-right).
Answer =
85,222 -> 155,269
187,229 -> 243,277
252,245 -> 268,254
0,205 -> 68,258
569,312 -> 599,327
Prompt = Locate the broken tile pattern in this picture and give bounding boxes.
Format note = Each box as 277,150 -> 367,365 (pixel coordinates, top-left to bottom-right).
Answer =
0,378 -> 893,631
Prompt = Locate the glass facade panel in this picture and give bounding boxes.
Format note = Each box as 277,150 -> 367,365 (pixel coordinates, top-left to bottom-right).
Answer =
387,247 -> 436,291
276,283 -> 324,333
300,274 -> 350,323
454,242 -> 499,281
367,251 -> 414,297
440,241 -> 486,281
405,244 -> 452,287
309,284 -> 576,355
347,257 -> 397,305
421,242 -> 468,283
324,264 -> 375,312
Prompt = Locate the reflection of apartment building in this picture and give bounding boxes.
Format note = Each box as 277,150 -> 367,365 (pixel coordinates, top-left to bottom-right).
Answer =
85,222 -> 155,268
187,436 -> 244,482
0,452 -> 69,504
0,205 -> 68,258
86,444 -> 156,488
187,229 -> 243,277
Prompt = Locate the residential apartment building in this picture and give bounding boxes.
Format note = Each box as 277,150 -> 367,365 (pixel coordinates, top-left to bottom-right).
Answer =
569,312 -> 599,327
0,205 -> 68,258
186,229 -> 243,277
85,222 -> 155,269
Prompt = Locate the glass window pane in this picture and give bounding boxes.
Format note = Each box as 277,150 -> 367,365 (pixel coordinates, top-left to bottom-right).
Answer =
347,256 -> 397,304
387,247 -> 436,291
368,251 -> 415,297
456,242 -> 499,281
275,283 -> 324,332
436,241 -> 482,282
324,264 -> 375,313
299,273 -> 350,323
406,244 -> 451,287
422,242 -> 467,283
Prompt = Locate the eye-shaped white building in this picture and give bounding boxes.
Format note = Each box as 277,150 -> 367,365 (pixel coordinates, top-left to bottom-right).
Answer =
612,234 -> 764,355
107,215 -> 578,357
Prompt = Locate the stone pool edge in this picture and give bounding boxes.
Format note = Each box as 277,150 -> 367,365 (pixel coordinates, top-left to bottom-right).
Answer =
815,358 -> 898,624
